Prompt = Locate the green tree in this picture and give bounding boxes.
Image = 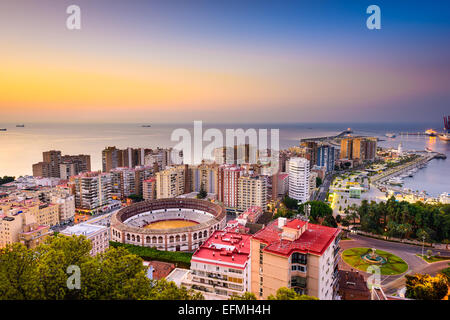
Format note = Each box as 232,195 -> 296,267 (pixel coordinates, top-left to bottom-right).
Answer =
267,287 -> 318,300
405,274 -> 448,300
229,292 -> 257,300
0,176 -> 15,185
0,243 -> 40,299
149,279 -> 204,300
282,196 -> 299,210
0,235 -> 204,300
315,177 -> 322,188
127,194 -> 144,202
196,187 -> 207,199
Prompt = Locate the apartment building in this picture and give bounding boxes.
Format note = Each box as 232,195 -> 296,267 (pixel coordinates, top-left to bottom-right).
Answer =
32,150 -> 91,179
144,148 -> 172,171
299,141 -> 318,167
182,231 -> 252,299
60,222 -> 109,256
237,175 -> 267,211
277,173 -> 289,196
133,166 -> 153,196
142,178 -> 156,201
0,210 -> 37,248
250,218 -> 341,300
288,157 -> 310,203
19,223 -> 52,249
317,145 -> 335,172
237,206 -> 263,224
111,167 -> 137,199
217,165 -> 241,208
340,137 -> 377,162
50,192 -> 75,224
0,198 -> 59,227
190,163 -> 219,194
103,146 -> 171,173
156,165 -> 187,199
70,172 -> 112,214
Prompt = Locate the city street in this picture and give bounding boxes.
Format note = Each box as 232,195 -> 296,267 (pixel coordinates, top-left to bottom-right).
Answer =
315,173 -> 334,201
339,233 -> 450,295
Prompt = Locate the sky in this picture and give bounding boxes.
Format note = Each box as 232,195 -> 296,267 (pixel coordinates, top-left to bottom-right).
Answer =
0,0 -> 449,124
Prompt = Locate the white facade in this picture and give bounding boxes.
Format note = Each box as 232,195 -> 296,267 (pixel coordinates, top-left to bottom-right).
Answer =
60,222 -> 109,256
288,157 -> 310,203
51,194 -> 75,223
317,237 -> 340,300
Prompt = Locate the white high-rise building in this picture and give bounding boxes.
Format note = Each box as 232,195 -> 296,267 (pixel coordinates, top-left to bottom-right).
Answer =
288,157 -> 310,203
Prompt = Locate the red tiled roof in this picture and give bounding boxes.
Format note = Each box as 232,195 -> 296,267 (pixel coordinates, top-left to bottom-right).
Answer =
253,219 -> 340,257
192,230 -> 251,268
143,260 -> 175,280
284,219 -> 307,230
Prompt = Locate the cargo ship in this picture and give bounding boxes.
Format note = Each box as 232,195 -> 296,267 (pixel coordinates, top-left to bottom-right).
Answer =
439,115 -> 450,141
0,128 -> 7,131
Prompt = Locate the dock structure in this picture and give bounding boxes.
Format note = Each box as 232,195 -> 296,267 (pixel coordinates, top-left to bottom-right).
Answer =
300,129 -> 354,143
371,152 -> 443,186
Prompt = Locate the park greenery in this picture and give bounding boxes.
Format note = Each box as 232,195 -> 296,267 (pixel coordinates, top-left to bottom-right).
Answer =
405,273 -> 448,300
355,197 -> 450,243
0,235 -> 203,300
110,241 -> 193,268
341,247 -> 408,276
416,254 -> 450,263
0,176 -> 14,185
127,194 -> 144,202
274,197 -> 337,228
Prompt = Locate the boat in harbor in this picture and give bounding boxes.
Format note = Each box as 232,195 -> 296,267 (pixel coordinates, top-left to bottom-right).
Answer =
141,125 -> 152,128
385,133 -> 396,138
0,128 -> 7,131
438,133 -> 450,141
425,147 -> 433,153
388,177 -> 403,186
425,129 -> 437,136
16,124 -> 25,127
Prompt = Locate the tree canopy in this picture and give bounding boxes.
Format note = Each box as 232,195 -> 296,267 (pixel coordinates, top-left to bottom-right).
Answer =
0,235 -> 203,300
267,287 -> 318,300
0,176 -> 14,185
357,197 -> 450,242
405,273 -> 448,300
229,292 -> 257,300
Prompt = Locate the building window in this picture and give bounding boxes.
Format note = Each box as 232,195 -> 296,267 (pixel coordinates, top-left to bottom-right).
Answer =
291,252 -> 307,265
291,276 -> 307,288
291,265 -> 307,272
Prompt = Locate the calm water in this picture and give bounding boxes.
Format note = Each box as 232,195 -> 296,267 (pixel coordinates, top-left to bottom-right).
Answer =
0,122 -> 448,196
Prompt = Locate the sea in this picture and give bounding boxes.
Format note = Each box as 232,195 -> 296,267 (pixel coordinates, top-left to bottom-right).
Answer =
0,122 -> 448,196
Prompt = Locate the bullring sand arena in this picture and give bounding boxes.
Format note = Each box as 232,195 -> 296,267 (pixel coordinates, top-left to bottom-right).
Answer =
110,198 -> 226,252
144,220 -> 199,230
